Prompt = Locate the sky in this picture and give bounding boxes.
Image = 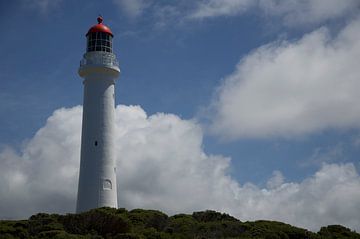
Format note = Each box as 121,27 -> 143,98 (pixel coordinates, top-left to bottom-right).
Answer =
0,0 -> 360,232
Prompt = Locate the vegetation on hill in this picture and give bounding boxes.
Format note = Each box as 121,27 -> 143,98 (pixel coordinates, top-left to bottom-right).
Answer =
1,207 -> 359,239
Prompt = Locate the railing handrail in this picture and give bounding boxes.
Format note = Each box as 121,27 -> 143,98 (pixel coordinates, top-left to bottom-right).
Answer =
80,52 -> 119,68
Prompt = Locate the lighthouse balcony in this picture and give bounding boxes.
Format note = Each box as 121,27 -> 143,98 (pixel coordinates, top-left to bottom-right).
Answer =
80,51 -> 119,70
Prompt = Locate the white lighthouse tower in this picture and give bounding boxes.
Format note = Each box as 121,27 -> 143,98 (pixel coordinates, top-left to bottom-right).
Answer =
76,16 -> 119,213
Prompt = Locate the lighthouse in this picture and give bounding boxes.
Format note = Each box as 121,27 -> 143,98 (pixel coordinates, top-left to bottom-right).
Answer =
76,16 -> 119,213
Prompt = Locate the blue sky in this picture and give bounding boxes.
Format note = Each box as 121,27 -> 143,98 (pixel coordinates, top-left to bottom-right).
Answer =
1,0 -> 360,231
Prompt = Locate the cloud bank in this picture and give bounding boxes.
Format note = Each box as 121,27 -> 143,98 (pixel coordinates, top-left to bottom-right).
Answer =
1,105 -> 360,231
210,17 -> 360,139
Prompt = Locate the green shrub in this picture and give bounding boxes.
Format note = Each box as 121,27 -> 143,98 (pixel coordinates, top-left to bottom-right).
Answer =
1,208 -> 359,239
192,210 -> 239,223
128,209 -> 168,231
61,208 -> 131,236
318,225 -> 360,239
0,220 -> 29,238
28,213 -> 64,236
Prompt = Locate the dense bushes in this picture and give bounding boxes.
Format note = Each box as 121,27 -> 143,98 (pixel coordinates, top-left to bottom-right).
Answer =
192,210 -> 239,223
318,225 -> 360,239
60,208 -> 131,237
1,208 -> 359,238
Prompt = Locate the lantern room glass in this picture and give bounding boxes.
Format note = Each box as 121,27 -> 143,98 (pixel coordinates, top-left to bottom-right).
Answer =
87,32 -> 113,53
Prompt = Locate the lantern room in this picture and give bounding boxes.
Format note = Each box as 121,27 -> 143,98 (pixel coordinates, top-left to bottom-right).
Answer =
86,16 -> 113,53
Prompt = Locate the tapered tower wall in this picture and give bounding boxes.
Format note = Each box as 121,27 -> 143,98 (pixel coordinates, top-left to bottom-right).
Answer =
76,17 -> 120,213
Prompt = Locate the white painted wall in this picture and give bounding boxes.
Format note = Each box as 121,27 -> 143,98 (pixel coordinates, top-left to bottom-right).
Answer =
76,52 -> 120,213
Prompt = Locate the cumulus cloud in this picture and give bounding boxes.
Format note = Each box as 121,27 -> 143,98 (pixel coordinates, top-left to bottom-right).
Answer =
1,105 -> 360,231
210,17 -> 360,139
189,0 -> 359,26
239,163 -> 360,231
0,106 -> 82,218
113,105 -> 235,214
266,170 -> 284,189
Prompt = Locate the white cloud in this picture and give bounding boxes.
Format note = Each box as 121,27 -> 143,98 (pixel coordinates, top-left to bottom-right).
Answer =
0,105 -> 360,231
107,1 -> 360,37
352,135 -> 360,148
302,143 -> 345,167
258,0 -> 360,26
110,1 -> 359,29
23,0 -> 63,14
0,106 -> 82,218
189,0 -> 359,26
266,170 -> 284,189
188,0 -> 255,19
113,105 -> 235,214
239,163 -> 360,231
113,0 -> 152,19
112,1 -> 189,29
210,17 -> 360,139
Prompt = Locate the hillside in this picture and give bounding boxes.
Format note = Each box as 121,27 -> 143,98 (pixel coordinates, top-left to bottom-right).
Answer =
1,207 -> 359,239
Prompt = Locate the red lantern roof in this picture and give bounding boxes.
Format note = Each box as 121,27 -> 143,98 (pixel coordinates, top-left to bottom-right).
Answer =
86,16 -> 113,37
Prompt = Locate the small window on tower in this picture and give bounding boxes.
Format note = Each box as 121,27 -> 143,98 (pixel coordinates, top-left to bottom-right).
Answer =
94,141 -> 98,146
103,179 -> 112,190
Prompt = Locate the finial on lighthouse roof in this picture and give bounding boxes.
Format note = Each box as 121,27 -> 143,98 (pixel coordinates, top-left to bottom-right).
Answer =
97,15 -> 103,24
